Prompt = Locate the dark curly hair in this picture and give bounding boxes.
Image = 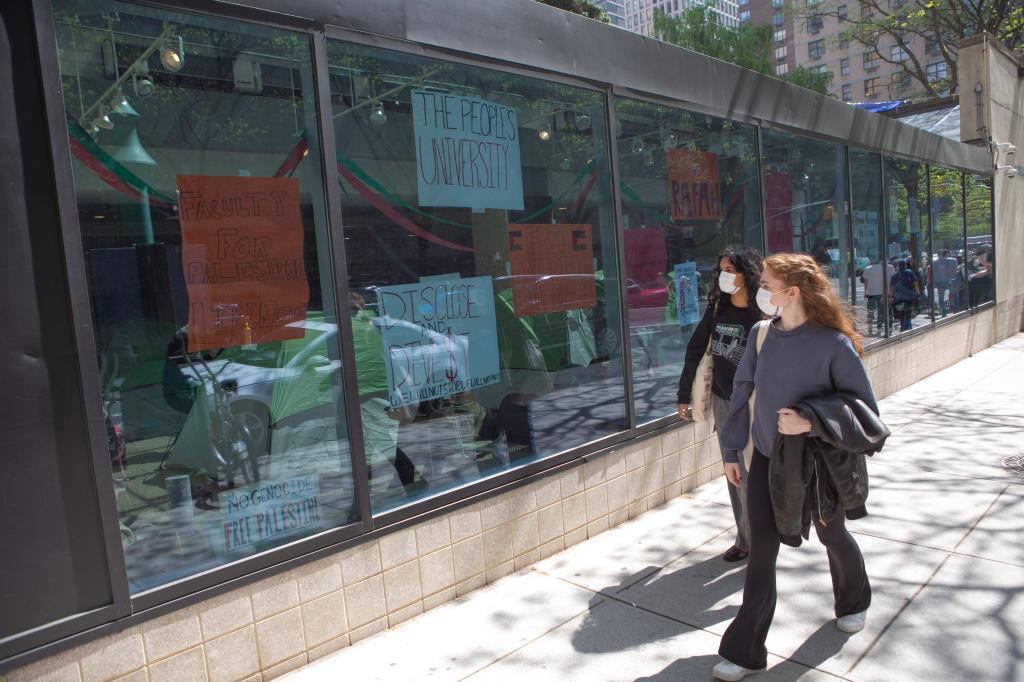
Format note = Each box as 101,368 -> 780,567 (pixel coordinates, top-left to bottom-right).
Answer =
708,246 -> 766,311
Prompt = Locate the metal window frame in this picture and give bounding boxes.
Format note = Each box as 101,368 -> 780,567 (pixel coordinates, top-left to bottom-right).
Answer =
8,0 -> 998,670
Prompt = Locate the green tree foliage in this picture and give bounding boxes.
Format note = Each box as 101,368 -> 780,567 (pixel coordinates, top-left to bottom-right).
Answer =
652,7 -> 834,95
791,0 -> 1023,97
535,0 -> 611,22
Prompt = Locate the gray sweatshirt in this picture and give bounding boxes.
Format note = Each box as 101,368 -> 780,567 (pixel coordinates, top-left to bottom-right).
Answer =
720,319 -> 878,463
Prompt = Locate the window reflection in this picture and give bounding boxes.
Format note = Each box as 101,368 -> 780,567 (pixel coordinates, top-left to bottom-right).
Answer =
929,167 -> 969,316
965,175 -> 995,306
326,41 -> 628,512
614,99 -> 763,423
849,150 -> 888,340
884,157 -> 931,333
53,0 -> 357,591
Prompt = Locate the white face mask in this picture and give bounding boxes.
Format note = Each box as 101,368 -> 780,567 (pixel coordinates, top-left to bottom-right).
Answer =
718,271 -> 742,295
756,286 -> 789,317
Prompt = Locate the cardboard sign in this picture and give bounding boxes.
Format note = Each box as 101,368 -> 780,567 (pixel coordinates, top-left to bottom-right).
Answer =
177,175 -> 309,352
411,90 -> 524,211
674,261 -> 700,326
377,276 -> 501,408
219,475 -> 321,552
507,224 -> 597,317
667,149 -> 723,221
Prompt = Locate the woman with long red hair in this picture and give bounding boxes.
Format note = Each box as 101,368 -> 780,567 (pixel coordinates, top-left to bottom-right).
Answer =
713,253 -> 879,681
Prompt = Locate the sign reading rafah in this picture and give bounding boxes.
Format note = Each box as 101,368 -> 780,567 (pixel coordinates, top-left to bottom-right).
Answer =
411,89 -> 524,211
666,149 -> 723,221
507,224 -> 597,318
177,175 -> 309,353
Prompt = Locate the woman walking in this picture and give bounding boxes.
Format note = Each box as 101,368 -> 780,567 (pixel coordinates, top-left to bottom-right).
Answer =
713,253 -> 883,681
677,247 -> 765,563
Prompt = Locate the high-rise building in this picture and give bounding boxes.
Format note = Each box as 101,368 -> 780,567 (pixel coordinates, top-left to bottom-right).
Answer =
625,0 -> 740,36
595,0 -> 627,27
790,1 -> 947,101
741,0 -> 797,77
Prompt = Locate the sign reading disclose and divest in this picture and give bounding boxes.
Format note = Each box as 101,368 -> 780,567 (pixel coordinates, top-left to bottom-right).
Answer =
377,276 -> 501,408
411,90 -> 524,211
177,175 -> 309,353
219,475 -> 321,552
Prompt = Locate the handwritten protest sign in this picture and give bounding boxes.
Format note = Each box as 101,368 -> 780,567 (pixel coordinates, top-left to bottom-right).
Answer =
674,261 -> 701,326
411,90 -> 524,211
507,224 -> 596,318
177,175 -> 309,352
667,149 -> 722,221
219,475 -> 321,552
377,276 -> 500,408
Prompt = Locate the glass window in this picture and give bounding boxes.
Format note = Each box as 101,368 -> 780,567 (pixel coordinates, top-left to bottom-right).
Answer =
928,167 -> 969,316
883,157 -> 932,333
811,65 -> 830,76
927,61 -> 949,84
807,15 -> 824,33
840,37 -> 851,50
776,45 -> 789,61
926,35 -> 941,55
761,130 -> 851,307
326,40 -> 627,512
838,4 -> 849,20
841,58 -> 851,76
614,99 -> 762,424
773,12 -> 785,27
53,0 -> 357,591
842,83 -> 853,101
890,45 -> 907,62
809,39 -> 826,60
864,50 -> 879,71
776,62 -> 790,76
891,71 -> 912,93
850,150 -> 887,339
865,77 -> 881,98
775,29 -> 788,44
773,0 -> 784,8
740,10 -> 751,22
965,175 -> 995,306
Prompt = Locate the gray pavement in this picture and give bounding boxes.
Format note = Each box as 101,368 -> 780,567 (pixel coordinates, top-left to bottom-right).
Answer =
285,334 -> 1024,682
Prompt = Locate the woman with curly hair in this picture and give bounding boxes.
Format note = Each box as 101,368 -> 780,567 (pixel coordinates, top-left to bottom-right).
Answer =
677,246 -> 766,563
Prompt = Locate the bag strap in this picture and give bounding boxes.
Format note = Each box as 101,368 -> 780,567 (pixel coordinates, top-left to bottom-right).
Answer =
756,319 -> 769,353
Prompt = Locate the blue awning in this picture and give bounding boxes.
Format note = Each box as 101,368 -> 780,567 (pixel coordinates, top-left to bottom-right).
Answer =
851,100 -> 907,113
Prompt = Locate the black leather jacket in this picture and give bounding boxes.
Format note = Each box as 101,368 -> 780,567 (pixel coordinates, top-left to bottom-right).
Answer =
768,392 -> 890,547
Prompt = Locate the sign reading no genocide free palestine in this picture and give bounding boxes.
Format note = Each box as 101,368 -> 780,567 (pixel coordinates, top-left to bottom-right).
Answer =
411,89 -> 524,211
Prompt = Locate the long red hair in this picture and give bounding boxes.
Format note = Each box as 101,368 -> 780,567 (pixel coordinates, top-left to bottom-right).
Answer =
764,253 -> 864,357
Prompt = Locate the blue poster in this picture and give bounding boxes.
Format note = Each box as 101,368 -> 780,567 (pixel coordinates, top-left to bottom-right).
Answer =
674,262 -> 700,327
377,276 -> 501,408
411,90 -> 524,211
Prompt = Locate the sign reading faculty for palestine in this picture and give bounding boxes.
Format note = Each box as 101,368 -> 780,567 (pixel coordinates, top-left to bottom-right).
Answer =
177,174 -> 309,353
411,89 -> 524,211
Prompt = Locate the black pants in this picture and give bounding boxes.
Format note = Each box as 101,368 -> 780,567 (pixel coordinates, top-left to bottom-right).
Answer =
718,452 -> 872,670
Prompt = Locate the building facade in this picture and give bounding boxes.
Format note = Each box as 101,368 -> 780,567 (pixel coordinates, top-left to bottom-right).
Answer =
625,0 -> 740,35
740,0 -> 798,77
596,0 -> 628,26
1,1 -> 1017,680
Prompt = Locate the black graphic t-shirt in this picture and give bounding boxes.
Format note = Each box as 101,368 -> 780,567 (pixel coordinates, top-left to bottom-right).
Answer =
677,296 -> 764,403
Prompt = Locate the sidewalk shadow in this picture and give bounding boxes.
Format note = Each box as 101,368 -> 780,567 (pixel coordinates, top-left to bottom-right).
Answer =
571,554 -> 744,655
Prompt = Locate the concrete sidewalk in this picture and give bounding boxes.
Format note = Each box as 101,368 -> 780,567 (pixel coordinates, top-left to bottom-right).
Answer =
285,335 -> 1024,682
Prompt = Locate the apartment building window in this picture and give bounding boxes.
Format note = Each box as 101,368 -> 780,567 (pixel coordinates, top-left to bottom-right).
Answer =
811,65 -> 830,78
842,83 -> 853,101
773,0 -> 784,9
860,0 -> 876,17
865,77 -> 881,98
864,50 -> 879,72
926,35 -> 940,55
841,57 -> 851,76
808,39 -> 826,60
777,62 -> 790,75
740,9 -> 751,22
837,4 -> 848,21
807,15 -> 824,34
775,29 -> 787,44
888,0 -> 906,9
776,45 -> 789,62
839,37 -> 850,49
890,45 -> 907,62
773,12 -> 785,26
891,71 -> 912,92
927,61 -> 949,84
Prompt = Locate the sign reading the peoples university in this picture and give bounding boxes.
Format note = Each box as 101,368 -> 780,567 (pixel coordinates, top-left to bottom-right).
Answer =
377,276 -> 501,408
411,90 -> 524,211
666,149 -> 723,222
507,223 -> 597,318
177,175 -> 309,352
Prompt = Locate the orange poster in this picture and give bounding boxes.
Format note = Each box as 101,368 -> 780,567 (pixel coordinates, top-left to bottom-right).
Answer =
177,175 -> 309,352
666,149 -> 723,221
507,224 -> 596,317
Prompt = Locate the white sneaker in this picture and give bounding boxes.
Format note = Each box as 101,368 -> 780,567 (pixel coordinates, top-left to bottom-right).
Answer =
712,659 -> 764,681
836,610 -> 867,633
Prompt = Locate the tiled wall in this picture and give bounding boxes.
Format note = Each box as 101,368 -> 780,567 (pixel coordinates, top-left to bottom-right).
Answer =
5,295 -> 1021,682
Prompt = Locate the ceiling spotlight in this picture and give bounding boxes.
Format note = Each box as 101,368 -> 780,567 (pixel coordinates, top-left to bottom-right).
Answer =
560,156 -> 573,170
538,125 -> 551,141
631,138 -> 644,155
133,72 -> 155,98
575,112 -> 592,132
109,89 -> 139,117
370,100 -> 387,125
160,36 -> 185,73
666,132 -> 678,147
94,106 -> 115,130
84,121 -> 101,136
